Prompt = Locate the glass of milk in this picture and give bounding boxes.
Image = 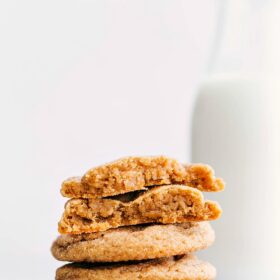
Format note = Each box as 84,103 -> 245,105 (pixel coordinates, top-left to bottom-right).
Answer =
192,0 -> 280,279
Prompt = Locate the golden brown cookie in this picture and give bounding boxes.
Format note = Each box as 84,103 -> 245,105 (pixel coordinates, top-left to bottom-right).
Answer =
58,185 -> 222,234
61,156 -> 224,199
52,222 -> 214,262
55,254 -> 216,280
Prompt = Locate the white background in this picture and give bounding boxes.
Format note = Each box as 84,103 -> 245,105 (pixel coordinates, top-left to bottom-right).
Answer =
0,1 -> 219,279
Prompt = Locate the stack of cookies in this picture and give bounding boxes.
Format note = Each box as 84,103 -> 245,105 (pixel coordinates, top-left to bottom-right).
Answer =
52,156 -> 224,280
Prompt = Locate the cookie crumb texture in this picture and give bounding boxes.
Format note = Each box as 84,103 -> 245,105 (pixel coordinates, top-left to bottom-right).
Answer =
55,254 -> 216,280
52,222 -> 214,262
61,156 -> 224,199
58,185 -> 222,234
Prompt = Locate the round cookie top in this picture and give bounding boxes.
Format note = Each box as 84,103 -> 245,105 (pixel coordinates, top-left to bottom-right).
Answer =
52,222 -> 214,262
55,254 -> 216,280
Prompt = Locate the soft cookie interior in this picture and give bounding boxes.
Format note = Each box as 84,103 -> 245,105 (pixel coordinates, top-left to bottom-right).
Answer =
58,185 -> 222,234
61,156 -> 224,199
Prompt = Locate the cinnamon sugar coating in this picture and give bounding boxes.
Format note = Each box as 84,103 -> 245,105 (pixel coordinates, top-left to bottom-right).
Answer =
52,222 -> 214,262
55,254 -> 216,280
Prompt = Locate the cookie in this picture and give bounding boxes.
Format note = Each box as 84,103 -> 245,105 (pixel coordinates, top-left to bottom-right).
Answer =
58,185 -> 221,234
52,222 -> 214,262
61,156 -> 224,199
55,254 -> 216,280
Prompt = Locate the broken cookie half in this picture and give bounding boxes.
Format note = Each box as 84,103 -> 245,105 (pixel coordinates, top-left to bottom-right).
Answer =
61,156 -> 224,199
58,185 -> 222,234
